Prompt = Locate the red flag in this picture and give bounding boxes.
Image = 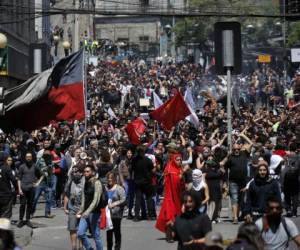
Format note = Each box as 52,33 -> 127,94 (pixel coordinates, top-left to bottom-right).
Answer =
125,118 -> 146,145
150,91 -> 191,130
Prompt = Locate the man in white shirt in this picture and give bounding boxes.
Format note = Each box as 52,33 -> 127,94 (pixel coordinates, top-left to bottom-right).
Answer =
255,196 -> 300,250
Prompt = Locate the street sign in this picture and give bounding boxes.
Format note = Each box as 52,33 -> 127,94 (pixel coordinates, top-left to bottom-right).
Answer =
214,22 -> 242,75
258,54 -> 271,63
0,47 -> 8,76
291,48 -> 300,62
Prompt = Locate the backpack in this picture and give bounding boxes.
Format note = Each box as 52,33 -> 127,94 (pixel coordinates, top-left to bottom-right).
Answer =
99,182 -> 108,209
285,156 -> 300,181
261,217 -> 291,248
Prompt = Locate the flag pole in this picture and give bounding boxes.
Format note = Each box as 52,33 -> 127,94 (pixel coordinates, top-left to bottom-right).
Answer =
83,49 -> 88,149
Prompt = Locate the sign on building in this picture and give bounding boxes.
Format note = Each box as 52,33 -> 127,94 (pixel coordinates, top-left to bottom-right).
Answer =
258,54 -> 271,63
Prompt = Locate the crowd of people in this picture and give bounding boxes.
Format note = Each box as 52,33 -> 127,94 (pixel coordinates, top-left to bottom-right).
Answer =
1,55 -> 300,250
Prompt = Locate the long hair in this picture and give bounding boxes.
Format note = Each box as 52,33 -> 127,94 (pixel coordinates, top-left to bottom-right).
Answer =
237,223 -> 264,250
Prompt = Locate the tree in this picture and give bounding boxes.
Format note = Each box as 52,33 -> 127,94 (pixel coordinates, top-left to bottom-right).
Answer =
288,22 -> 300,47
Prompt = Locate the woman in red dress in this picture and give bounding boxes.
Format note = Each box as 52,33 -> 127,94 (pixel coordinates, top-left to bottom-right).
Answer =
155,151 -> 185,241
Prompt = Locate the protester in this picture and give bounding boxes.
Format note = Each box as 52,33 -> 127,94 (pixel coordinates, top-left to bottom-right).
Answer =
0,155 -> 17,218
106,172 -> 126,250
156,146 -> 185,242
63,164 -> 85,250
31,150 -> 55,218
282,142 -> 300,217
17,152 -> 40,228
244,160 -> 281,222
171,191 -> 212,250
77,164 -> 103,250
131,145 -> 156,221
224,144 -> 250,224
191,169 -> 209,214
255,196 -> 300,250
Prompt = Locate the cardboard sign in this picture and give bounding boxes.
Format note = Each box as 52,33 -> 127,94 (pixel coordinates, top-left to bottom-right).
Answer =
139,98 -> 150,107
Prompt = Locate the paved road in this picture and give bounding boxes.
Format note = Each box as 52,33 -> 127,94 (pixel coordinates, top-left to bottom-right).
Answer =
14,201 -> 300,250
21,203 -> 240,250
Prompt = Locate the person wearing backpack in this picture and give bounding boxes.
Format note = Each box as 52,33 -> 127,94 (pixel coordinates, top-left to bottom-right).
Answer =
283,143 -> 300,217
106,171 -> 126,250
77,164 -> 103,250
255,196 -> 300,250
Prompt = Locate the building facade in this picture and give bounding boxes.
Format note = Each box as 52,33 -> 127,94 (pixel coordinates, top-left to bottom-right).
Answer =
0,0 -> 35,88
94,0 -> 188,57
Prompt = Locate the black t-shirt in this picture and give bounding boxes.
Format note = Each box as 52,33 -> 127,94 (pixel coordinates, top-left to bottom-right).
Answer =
132,156 -> 154,186
174,212 -> 212,250
225,152 -> 248,186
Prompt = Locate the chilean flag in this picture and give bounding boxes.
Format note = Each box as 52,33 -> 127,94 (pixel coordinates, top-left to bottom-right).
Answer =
1,49 -> 85,131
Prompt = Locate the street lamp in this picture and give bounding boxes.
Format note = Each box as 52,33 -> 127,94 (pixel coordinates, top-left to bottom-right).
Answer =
53,35 -> 60,56
0,33 -> 7,49
164,24 -> 172,57
62,41 -> 71,56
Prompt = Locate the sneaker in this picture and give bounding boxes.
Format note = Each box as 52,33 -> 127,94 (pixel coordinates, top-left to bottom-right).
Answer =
233,218 -> 238,224
26,221 -> 34,228
17,220 -> 25,228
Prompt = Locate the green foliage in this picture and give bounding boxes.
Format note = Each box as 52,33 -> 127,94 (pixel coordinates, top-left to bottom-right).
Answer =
173,0 -> 281,50
288,23 -> 300,47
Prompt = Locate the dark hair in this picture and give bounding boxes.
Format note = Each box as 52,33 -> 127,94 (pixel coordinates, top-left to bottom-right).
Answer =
181,191 -> 200,210
237,223 -> 264,250
289,142 -> 298,152
100,150 -> 111,163
0,229 -> 18,250
135,145 -> 145,157
266,196 -> 282,208
84,164 -> 96,172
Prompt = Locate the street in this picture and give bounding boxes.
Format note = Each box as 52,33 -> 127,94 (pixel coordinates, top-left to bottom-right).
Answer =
10,202 -> 298,250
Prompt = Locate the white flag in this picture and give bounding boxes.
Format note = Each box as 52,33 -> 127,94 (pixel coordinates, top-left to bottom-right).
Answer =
108,107 -> 117,120
184,88 -> 199,127
153,91 -> 163,109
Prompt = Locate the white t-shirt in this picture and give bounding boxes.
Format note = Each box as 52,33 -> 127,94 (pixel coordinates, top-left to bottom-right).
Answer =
256,217 -> 299,250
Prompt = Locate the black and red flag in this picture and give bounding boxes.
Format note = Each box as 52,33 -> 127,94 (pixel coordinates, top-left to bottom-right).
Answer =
1,49 -> 85,130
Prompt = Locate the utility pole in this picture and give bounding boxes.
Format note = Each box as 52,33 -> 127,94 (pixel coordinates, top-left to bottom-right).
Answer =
74,0 -> 79,51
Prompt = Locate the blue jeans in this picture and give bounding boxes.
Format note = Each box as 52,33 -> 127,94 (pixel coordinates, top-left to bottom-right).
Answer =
32,184 -> 52,216
77,212 -> 103,250
51,175 -> 57,207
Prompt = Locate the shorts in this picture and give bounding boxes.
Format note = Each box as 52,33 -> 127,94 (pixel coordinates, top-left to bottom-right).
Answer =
68,212 -> 80,231
229,182 -> 243,205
